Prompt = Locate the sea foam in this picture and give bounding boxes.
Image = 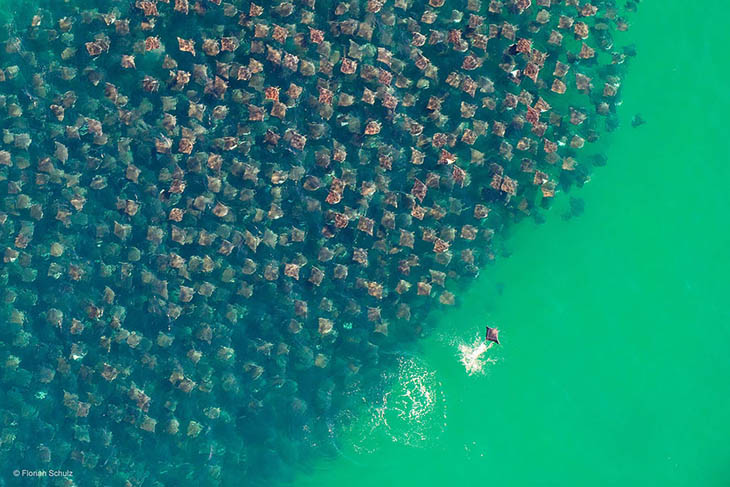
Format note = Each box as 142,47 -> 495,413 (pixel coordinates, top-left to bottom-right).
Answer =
458,336 -> 496,376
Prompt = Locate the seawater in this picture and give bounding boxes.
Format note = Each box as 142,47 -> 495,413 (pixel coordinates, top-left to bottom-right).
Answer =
295,1 -> 730,486
0,0 -> 727,486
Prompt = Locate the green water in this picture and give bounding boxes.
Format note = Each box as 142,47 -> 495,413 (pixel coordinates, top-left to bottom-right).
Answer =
296,2 -> 730,486
0,0 -> 727,485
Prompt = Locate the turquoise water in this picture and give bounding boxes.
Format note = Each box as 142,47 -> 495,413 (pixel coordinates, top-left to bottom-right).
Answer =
296,1 -> 730,486
1,0 -> 729,486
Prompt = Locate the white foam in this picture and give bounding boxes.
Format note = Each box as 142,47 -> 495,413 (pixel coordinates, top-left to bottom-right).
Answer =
458,335 -> 496,375
378,356 -> 444,446
342,354 -> 446,453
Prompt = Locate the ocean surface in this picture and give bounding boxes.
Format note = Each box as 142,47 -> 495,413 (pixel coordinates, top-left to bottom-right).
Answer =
296,1 -> 730,486
0,0 -> 728,486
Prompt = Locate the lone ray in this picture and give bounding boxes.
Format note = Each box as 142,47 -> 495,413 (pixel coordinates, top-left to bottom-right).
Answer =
485,326 -> 501,345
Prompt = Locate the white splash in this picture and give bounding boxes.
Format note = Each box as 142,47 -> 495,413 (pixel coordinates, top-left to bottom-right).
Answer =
458,336 -> 496,375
